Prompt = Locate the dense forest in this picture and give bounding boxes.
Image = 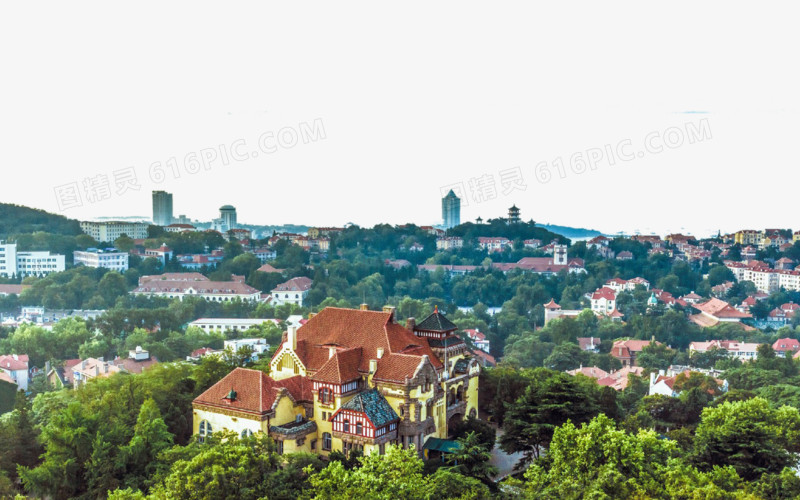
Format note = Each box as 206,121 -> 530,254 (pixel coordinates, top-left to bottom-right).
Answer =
0,203 -> 82,237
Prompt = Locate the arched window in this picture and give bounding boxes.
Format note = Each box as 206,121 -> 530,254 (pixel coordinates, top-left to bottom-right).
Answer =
322,432 -> 332,451
241,429 -> 253,438
356,422 -> 362,435
343,419 -> 350,433
199,420 -> 213,442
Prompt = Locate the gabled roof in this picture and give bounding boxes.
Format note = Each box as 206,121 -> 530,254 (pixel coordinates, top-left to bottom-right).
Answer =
312,348 -> 363,384
592,287 -> 617,301
273,277 -> 313,292
415,308 -> 458,333
338,388 -> 399,428
193,368 -> 310,415
0,355 -> 29,371
284,308 -> 443,382
693,298 -> 751,319
257,263 -> 285,274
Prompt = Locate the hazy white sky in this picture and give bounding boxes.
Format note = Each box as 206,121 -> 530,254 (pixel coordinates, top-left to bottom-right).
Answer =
1,2 -> 797,237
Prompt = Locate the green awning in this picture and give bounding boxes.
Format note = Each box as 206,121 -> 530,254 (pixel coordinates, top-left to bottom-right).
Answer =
423,438 -> 461,453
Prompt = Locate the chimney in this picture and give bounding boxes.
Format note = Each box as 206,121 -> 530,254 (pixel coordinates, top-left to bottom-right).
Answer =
650,371 -> 656,386
360,303 -> 368,311
287,325 -> 298,350
377,347 -> 384,359
382,305 -> 396,317
369,359 -> 377,373
45,360 -> 51,373
407,317 -> 416,332
328,346 -> 336,359
308,312 -> 316,319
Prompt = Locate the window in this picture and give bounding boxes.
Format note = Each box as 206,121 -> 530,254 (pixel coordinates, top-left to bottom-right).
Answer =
320,387 -> 332,404
199,420 -> 212,441
356,422 -> 362,435
322,432 -> 332,451
241,429 -> 253,438
277,440 -> 284,454
343,419 -> 350,433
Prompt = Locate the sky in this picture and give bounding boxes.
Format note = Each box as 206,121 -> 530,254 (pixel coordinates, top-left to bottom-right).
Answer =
1,2 -> 798,238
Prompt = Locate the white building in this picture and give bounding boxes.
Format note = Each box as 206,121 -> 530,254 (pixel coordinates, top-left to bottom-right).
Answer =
689,340 -> 761,361
477,237 -> 510,252
132,273 -> 262,303
223,338 -> 270,360
436,237 -> 464,251
74,248 -> 129,272
590,287 -> 617,314
271,277 -> 313,306
0,354 -> 29,390
0,242 -> 18,278
0,242 -> 65,278
80,221 -> 149,241
189,317 -> 280,334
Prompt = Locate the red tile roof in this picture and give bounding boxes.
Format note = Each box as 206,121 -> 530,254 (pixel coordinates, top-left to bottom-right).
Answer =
693,298 -> 752,319
273,277 -> 313,292
544,298 -> 561,310
280,307 -> 443,383
772,338 -> 800,353
312,348 -> 363,384
193,368 -> 310,415
592,287 -> 617,301
0,354 -> 28,371
257,263 -> 285,274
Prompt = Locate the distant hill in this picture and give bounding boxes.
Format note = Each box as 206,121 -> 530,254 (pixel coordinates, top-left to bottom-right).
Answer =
448,219 -> 569,244
0,203 -> 82,237
538,224 -> 604,241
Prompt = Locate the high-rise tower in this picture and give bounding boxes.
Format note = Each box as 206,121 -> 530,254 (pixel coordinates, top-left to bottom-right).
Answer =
219,205 -> 237,231
152,191 -> 173,226
442,190 -> 461,229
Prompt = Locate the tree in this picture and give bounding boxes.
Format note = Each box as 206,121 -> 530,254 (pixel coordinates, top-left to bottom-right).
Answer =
114,235 -> 135,252
500,369 -> 600,463
691,397 -> 800,481
308,445 -> 429,500
147,432 -> 283,500
636,342 -> 675,372
118,398 -> 174,491
542,343 -> 588,371
518,414 -> 749,500
446,431 -> 498,483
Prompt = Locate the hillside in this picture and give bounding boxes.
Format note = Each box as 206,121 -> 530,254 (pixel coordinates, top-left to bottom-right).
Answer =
0,203 -> 82,237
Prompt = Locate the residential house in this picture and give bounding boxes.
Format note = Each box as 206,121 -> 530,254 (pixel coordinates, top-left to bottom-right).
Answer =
271,277 -> 313,306
772,338 -> 800,358
0,354 -> 29,390
689,298 -> 752,328
689,340 -> 760,361
590,287 -> 617,315
477,237 -> 510,253
610,340 -> 660,367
